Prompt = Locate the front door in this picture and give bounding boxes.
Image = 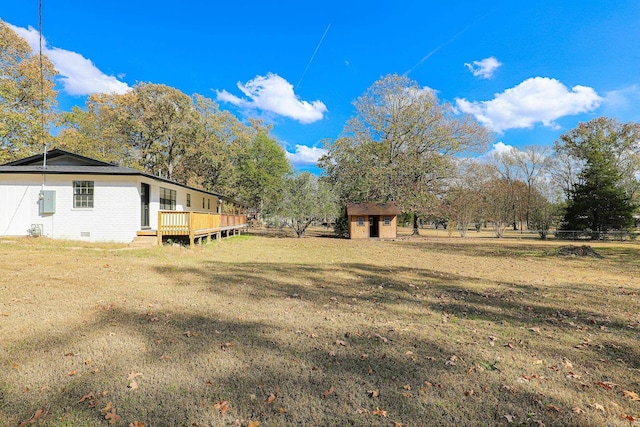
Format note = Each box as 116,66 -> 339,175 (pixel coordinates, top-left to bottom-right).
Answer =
141,183 -> 150,228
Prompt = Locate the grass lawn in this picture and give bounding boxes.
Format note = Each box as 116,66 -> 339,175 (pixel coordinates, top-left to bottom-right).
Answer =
1,228 -> 639,426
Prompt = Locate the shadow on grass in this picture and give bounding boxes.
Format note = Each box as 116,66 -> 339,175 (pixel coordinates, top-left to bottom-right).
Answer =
3,244 -> 640,426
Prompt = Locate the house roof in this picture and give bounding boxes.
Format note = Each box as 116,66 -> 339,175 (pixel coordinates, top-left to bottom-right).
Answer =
0,149 -> 245,207
346,202 -> 401,216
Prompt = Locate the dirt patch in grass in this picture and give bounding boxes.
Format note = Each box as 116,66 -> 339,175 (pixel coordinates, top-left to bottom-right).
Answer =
1,232 -> 639,426
556,245 -> 604,258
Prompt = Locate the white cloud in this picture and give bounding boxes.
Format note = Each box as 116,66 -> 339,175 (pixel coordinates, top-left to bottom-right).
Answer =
464,56 -> 502,79
488,141 -> 514,156
7,23 -> 130,95
286,145 -> 327,165
603,85 -> 640,111
455,77 -> 602,133
216,73 -> 327,124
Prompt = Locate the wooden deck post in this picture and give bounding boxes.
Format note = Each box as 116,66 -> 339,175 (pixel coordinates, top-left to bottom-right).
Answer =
188,212 -> 195,248
157,211 -> 163,245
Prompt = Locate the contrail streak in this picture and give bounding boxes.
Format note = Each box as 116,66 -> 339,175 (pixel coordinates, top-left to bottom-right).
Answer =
404,14 -> 488,76
296,23 -> 331,90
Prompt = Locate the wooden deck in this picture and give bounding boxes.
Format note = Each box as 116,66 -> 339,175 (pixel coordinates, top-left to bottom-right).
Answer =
148,211 -> 248,247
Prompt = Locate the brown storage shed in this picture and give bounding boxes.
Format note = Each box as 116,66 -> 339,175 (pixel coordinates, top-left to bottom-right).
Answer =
346,202 -> 401,239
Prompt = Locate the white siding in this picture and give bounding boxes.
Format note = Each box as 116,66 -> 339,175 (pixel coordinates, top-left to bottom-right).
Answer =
0,174 -> 140,242
0,177 -> 35,236
1,173 -> 231,243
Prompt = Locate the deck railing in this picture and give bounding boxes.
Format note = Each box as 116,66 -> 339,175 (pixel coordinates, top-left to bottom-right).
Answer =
157,211 -> 247,246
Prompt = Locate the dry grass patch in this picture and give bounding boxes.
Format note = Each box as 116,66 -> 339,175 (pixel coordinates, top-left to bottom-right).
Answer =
1,232 -> 639,426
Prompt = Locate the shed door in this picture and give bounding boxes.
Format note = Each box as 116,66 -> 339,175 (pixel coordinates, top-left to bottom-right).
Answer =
141,183 -> 150,228
370,215 -> 380,238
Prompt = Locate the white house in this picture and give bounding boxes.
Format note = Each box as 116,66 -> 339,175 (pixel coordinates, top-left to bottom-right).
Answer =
0,149 -> 247,244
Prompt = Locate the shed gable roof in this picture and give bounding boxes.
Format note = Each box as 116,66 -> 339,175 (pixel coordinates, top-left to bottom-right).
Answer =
346,202 -> 401,216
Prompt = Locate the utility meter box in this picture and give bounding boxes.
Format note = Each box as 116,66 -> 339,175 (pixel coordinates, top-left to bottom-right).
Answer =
39,190 -> 56,214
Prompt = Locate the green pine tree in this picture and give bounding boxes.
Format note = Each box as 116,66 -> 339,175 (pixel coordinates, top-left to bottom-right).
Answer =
562,150 -> 635,233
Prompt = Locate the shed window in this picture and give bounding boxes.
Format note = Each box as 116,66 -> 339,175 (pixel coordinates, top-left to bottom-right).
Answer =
357,216 -> 365,226
73,181 -> 94,208
160,187 -> 176,210
383,216 -> 391,226
202,197 -> 205,209
186,193 -> 191,208
208,199 -> 211,210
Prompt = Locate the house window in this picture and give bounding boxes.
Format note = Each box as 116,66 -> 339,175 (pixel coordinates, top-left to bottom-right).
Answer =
202,197 -> 205,209
186,193 -> 191,208
357,216 -> 365,226
383,216 -> 391,226
160,187 -> 176,210
73,181 -> 94,208
208,199 -> 210,210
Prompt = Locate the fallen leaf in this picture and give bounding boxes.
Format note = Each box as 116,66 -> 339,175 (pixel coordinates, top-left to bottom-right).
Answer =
372,407 -> 388,417
401,391 -> 412,398
593,381 -> 617,390
546,404 -> 561,412
78,392 -> 95,403
355,407 -> 369,414
68,370 -> 78,376
572,407 -> 584,414
18,409 -> 44,427
213,400 -> 229,414
403,384 -> 411,390
375,334 -> 388,343
529,327 -> 541,333
622,390 -> 640,401
247,422 -> 260,427
368,389 -> 380,398
465,389 -> 474,396
12,363 -> 19,369
84,358 -> 93,365
445,355 -> 458,366
105,408 -> 120,424
101,402 -> 113,414
129,423 -> 145,427
323,386 -> 335,398
128,380 -> 138,390
335,340 -> 347,346
624,415 -> 636,422
359,354 -> 368,360
265,393 -> 276,404
127,372 -> 143,381
590,403 -> 605,412
504,414 -> 515,423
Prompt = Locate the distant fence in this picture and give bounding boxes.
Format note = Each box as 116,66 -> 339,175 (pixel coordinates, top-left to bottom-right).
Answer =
554,230 -> 639,241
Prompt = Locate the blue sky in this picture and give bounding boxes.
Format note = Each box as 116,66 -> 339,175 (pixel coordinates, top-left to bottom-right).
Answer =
2,1 -> 639,172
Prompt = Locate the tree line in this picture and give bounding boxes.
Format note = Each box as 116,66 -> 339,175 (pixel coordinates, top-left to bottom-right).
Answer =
320,75 -> 640,238
2,21 -> 638,238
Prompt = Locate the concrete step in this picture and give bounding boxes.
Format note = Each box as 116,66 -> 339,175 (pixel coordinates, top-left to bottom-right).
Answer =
129,235 -> 158,248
